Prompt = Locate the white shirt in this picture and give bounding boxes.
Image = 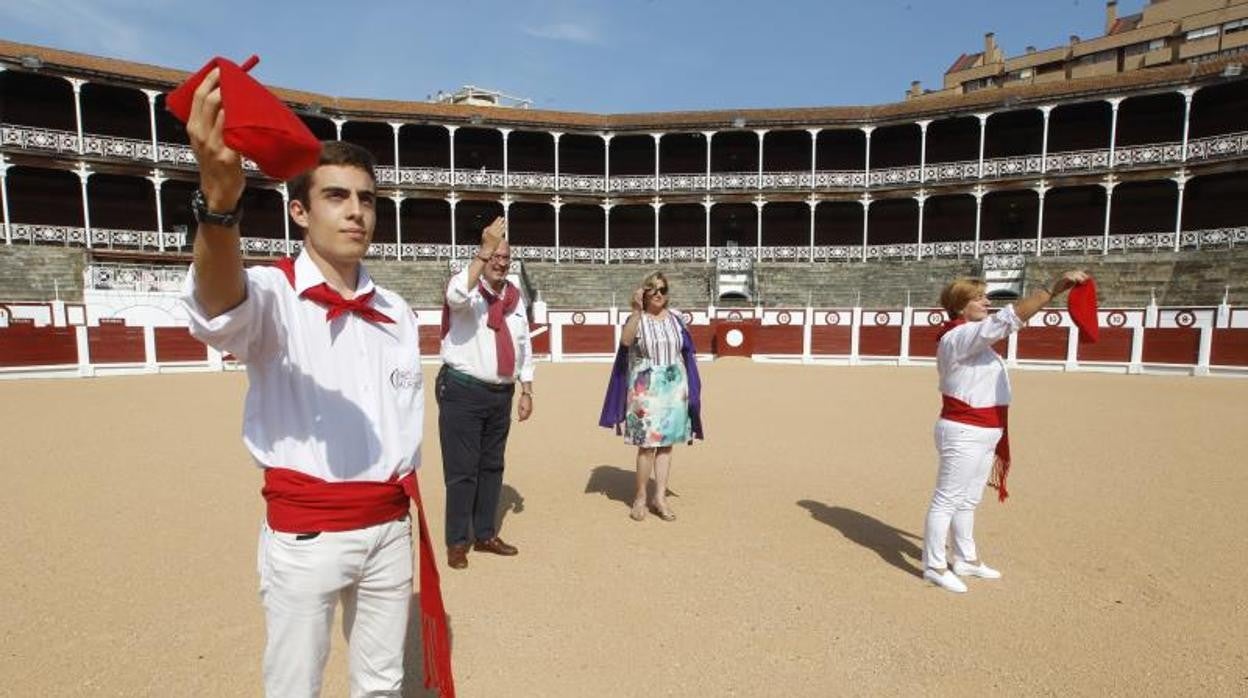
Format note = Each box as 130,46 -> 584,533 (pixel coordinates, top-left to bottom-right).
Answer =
181,251 -> 424,482
937,304 -> 1024,408
440,268 -> 535,384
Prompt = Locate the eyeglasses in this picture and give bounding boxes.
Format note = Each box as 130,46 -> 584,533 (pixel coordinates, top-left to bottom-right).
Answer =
489,254 -> 511,263
647,286 -> 669,296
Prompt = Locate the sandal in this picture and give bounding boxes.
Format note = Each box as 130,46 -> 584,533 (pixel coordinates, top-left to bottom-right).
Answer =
629,499 -> 647,521
650,501 -> 677,522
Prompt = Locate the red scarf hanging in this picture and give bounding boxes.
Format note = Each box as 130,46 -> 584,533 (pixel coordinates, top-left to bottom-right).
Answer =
940,395 -> 1012,502
440,278 -> 520,379
273,257 -> 394,325
262,469 -> 455,697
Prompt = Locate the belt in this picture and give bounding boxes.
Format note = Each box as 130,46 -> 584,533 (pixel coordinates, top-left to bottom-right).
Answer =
441,365 -> 514,393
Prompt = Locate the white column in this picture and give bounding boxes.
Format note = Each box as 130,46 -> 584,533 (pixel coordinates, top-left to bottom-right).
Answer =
860,194 -> 871,262
147,170 -> 166,251
862,126 -> 874,189
389,122 -> 402,185
917,120 -> 931,184
703,196 -> 713,262
1035,182 -> 1049,256
754,196 -> 765,260
807,128 -> 821,190
448,193 -> 459,256
915,190 -> 927,260
447,125 -> 458,187
1039,105 -> 1054,174
755,129 -> 768,190
1107,97 -> 1123,168
976,113 -> 990,179
0,156 -> 11,245
68,78 -> 86,154
278,183 -> 291,254
501,128 -> 512,190
1180,88 -> 1197,162
392,192 -> 404,260
652,132 -> 662,192
603,133 -> 613,194
603,200 -> 613,265
552,132 -> 562,191
142,89 -> 161,163
553,196 -> 562,264
652,197 -> 662,261
502,195 -> 511,228
332,118 -> 346,141
1101,176 -> 1117,255
973,185 -> 985,258
76,163 -> 92,249
807,196 -> 817,263
704,131 -> 715,191
1172,172 -> 1188,252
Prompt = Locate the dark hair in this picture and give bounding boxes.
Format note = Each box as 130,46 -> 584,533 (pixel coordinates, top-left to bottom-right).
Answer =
287,141 -> 377,206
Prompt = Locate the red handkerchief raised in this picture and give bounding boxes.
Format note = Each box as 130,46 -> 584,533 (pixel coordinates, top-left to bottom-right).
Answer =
1068,277 -> 1100,343
166,55 -> 322,180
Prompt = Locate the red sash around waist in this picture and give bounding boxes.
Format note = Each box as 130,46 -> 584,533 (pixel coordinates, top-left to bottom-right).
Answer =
261,468 -> 456,697
940,395 -> 1013,503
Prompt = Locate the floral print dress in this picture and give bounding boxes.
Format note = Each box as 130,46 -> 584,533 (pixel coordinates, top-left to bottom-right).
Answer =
624,311 -> 693,447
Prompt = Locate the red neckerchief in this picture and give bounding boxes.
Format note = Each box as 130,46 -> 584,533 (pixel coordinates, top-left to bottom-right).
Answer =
273,257 -> 394,325
262,468 -> 455,697
936,315 -> 966,341
440,277 -> 521,379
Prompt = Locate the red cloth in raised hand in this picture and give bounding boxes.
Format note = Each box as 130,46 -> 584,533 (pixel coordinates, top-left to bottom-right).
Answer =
273,257 -> 394,325
1068,277 -> 1099,343
166,55 -> 322,180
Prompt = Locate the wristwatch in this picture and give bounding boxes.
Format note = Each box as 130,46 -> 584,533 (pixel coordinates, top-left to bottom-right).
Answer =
191,188 -> 244,227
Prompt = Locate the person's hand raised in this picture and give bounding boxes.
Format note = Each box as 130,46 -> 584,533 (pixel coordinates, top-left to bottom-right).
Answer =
186,68 -> 244,212
480,217 -> 506,257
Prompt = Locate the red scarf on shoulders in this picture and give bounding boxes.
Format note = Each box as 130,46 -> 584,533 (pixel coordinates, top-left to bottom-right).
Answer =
440,278 -> 521,378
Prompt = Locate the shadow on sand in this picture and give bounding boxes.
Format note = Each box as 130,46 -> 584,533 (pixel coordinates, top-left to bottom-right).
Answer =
796,500 -> 924,578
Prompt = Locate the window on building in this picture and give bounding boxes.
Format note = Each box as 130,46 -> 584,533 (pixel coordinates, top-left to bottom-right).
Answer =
1005,68 -> 1034,81
1225,19 -> 1248,35
1148,38 -> 1167,50
1124,42 -> 1149,57
1186,26 -> 1220,41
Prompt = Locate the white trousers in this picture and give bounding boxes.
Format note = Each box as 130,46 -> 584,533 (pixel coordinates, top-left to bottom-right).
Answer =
923,419 -> 1002,571
258,517 -> 413,698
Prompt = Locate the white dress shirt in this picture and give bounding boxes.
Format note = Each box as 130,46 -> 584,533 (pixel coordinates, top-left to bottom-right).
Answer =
440,268 -> 535,385
937,304 -> 1024,408
181,251 -> 424,482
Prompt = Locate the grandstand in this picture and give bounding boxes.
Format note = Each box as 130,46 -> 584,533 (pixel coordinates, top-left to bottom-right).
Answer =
1,0 -> 1246,375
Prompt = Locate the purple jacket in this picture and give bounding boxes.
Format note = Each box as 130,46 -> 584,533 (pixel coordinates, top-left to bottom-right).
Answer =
598,316 -> 704,442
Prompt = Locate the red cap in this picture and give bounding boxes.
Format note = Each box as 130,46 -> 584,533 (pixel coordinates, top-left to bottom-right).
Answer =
166,55 -> 322,180
1068,277 -> 1100,343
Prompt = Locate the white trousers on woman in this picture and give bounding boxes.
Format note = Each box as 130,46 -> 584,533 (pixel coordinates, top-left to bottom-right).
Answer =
923,419 -> 1003,571
257,517 -> 413,697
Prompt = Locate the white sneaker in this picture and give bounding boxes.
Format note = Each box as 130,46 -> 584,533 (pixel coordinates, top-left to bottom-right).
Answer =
952,560 -> 1002,579
923,568 -> 968,593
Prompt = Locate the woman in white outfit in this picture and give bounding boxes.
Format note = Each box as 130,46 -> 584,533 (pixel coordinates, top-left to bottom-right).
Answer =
923,270 -> 1088,593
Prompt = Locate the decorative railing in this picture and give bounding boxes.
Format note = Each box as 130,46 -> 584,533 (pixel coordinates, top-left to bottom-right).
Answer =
10,223 -> 1245,261
4,124 -> 1248,196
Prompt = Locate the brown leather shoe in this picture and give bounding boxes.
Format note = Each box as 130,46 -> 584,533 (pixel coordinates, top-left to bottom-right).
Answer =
472,537 -> 518,556
447,544 -> 469,569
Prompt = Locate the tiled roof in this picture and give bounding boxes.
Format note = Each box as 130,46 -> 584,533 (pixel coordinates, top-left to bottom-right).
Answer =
946,52 -> 983,75
0,38 -> 1241,133
1108,13 -> 1144,35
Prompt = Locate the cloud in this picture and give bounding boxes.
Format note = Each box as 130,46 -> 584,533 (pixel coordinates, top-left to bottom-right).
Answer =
522,22 -> 601,45
0,0 -> 168,58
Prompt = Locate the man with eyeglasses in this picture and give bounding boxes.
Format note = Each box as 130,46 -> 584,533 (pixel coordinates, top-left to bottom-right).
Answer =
437,216 -> 535,570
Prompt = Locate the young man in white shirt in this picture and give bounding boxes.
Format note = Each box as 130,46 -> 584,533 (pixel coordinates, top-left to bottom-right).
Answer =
438,219 -> 534,569
179,68 -> 447,696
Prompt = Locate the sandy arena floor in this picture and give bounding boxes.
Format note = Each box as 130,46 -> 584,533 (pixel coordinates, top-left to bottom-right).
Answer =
1,362 -> 1246,697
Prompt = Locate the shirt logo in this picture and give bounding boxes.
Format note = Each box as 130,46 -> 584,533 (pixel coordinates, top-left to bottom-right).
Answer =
389,368 -> 422,392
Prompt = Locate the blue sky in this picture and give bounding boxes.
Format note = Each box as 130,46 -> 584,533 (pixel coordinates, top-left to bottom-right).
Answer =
0,0 -> 1146,113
